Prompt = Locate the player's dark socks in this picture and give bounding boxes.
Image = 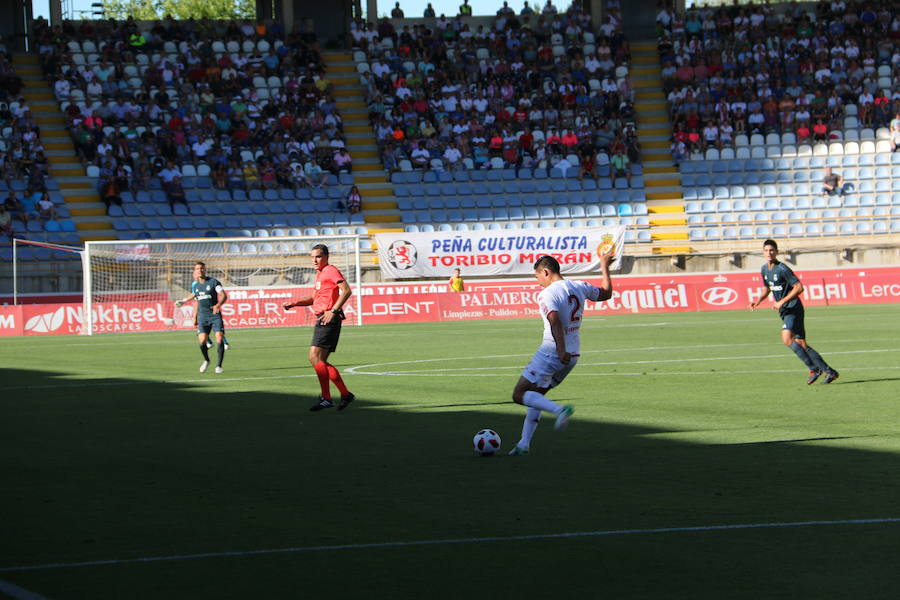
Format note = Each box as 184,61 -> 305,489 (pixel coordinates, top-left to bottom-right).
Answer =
790,342 -> 816,370
200,344 -> 210,361
804,345 -> 831,373
217,343 -> 225,367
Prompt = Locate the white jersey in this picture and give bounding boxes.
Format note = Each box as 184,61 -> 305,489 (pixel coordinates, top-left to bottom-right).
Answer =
537,279 -> 601,356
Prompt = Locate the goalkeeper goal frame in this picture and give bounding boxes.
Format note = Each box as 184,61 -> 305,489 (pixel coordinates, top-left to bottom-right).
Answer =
82,235 -> 364,335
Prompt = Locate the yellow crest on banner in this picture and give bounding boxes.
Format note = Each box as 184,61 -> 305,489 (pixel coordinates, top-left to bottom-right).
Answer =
597,233 -> 616,257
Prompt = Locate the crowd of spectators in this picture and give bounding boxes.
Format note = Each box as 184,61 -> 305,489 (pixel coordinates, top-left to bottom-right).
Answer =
356,0 -> 642,183
32,16 -> 354,213
658,0 -> 900,158
1,47 -> 58,234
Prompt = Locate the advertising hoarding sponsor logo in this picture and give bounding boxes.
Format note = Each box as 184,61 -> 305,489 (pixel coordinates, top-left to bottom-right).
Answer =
7,267 -> 900,335
387,240 -> 417,270
701,286 -> 739,306
24,307 -> 67,333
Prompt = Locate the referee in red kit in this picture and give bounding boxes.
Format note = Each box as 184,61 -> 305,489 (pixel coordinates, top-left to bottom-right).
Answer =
283,244 -> 355,411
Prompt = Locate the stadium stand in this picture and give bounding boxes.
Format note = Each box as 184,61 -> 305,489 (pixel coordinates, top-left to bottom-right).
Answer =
29,17 -> 364,239
349,3 -> 652,237
3,1 -> 895,249
658,1 -> 900,158
1,51 -> 81,252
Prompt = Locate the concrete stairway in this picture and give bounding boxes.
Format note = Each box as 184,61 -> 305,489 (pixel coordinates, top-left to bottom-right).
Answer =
323,51 -> 403,234
13,53 -> 115,241
630,41 -> 690,255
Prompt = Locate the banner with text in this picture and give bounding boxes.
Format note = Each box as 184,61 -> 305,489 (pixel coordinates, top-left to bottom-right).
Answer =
374,226 -> 626,279
1,266 -> 899,336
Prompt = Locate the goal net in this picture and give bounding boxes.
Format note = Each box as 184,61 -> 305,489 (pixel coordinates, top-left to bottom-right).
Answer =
82,236 -> 362,335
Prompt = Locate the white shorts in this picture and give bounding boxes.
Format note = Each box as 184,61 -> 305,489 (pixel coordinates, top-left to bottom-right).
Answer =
521,349 -> 578,390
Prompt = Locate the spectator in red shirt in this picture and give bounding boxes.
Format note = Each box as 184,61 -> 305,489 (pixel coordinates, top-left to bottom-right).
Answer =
546,127 -> 562,153
519,128 -> 535,153
578,150 -> 597,182
561,130 -> 579,150
812,119 -> 828,141
489,132 -> 504,156
686,129 -> 701,151
283,244 -> 355,412
502,142 -> 518,166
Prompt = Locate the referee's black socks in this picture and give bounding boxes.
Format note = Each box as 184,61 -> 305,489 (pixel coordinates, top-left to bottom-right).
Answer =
217,342 -> 225,367
200,343 -> 210,362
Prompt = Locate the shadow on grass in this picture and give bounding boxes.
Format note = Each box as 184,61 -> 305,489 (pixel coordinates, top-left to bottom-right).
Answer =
832,377 -> 900,385
1,367 -> 899,599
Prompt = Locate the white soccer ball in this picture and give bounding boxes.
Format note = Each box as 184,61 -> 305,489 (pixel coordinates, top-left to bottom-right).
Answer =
473,429 -> 501,456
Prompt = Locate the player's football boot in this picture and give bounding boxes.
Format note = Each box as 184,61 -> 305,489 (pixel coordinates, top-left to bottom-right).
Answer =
310,397 -> 334,411
508,444 -> 530,456
206,341 -> 213,349
806,370 -> 822,385
554,405 -> 575,431
215,366 -> 223,374
822,370 -> 839,384
224,342 -> 230,350
199,360 -> 209,373
337,392 -> 355,411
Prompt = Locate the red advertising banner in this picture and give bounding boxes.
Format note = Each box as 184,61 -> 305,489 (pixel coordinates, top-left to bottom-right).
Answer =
1,266 -> 898,336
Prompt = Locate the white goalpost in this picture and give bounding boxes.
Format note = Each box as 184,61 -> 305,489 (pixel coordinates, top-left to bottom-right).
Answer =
81,235 -> 363,335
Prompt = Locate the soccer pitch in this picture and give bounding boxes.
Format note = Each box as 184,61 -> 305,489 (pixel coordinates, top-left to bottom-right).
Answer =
2,304 -> 900,598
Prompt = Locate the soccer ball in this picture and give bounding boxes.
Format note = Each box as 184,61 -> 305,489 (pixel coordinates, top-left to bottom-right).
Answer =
473,429 -> 502,456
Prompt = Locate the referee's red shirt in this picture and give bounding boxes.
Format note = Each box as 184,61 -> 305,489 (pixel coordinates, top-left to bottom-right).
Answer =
313,264 -> 345,314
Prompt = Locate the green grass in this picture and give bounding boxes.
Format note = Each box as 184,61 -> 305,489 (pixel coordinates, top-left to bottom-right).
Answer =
2,304 -> 900,598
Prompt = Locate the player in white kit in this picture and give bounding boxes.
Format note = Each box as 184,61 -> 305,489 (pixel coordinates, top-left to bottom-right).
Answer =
508,251 -> 614,455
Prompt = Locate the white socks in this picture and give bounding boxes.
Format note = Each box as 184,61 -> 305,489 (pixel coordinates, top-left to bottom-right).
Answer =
522,390 -> 563,414
517,407 -> 542,449
517,391 -> 563,449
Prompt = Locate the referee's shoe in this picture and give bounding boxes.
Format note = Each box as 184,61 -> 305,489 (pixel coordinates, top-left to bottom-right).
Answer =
310,397 -> 334,411
337,393 -> 355,411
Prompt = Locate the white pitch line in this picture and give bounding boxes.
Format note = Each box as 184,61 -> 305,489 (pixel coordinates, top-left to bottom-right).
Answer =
1,517 -> 898,573
0,579 -> 51,600
9,348 -> 897,390
346,347 -> 900,376
341,366 -> 900,378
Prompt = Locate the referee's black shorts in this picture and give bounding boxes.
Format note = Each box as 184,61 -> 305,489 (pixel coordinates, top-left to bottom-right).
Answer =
311,311 -> 343,352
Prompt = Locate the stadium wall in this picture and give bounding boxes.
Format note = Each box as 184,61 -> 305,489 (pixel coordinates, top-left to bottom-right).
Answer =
2,266 -> 899,336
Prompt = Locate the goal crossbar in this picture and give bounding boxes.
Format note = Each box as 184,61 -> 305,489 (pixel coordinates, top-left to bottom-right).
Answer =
82,235 -> 363,335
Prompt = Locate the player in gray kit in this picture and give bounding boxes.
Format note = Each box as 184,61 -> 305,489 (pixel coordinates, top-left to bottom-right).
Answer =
175,262 -> 229,373
749,239 -> 838,384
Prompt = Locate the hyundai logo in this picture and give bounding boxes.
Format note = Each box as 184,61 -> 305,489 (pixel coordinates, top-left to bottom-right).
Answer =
701,286 -> 739,306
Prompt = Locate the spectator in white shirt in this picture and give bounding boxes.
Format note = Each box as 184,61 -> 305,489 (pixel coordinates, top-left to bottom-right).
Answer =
411,147 -> 430,169
191,136 -> 211,163
54,77 -> 70,101
159,161 -> 182,186
443,143 -> 463,169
